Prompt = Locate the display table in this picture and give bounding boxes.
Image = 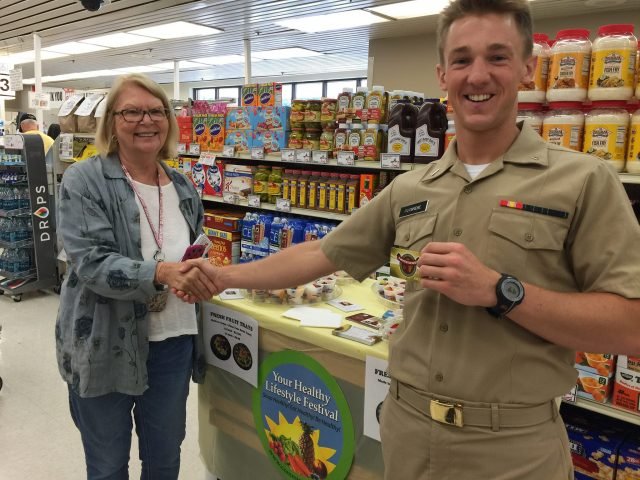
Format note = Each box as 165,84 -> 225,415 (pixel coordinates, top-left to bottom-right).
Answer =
197,279 -> 390,480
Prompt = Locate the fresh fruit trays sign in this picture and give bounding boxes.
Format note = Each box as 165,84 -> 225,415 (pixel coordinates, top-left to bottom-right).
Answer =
253,351 -> 355,479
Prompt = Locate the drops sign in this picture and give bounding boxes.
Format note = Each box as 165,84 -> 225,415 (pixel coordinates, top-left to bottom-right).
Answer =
253,351 -> 354,479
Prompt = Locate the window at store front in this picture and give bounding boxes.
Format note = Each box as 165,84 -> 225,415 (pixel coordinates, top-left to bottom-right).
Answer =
326,79 -> 358,99
281,83 -> 292,106
294,82 -> 323,100
194,88 -> 216,100
218,87 -> 239,106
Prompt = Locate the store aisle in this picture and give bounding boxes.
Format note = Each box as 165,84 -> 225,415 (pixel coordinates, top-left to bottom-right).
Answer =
0,290 -> 207,480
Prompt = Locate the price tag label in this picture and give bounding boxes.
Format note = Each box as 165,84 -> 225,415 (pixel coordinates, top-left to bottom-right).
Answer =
296,149 -> 311,163
188,143 -> 201,155
562,385 -> 577,404
222,145 -> 235,157
281,149 -> 296,162
251,147 -> 265,160
247,195 -> 261,208
59,133 -> 74,159
337,151 -> 355,166
276,198 -> 291,212
380,153 -> 401,169
176,143 -> 186,154
312,150 -> 329,164
199,152 -> 216,166
223,192 -> 239,205
4,134 -> 24,150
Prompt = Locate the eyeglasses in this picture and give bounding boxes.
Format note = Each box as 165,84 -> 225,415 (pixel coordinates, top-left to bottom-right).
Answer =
113,108 -> 170,123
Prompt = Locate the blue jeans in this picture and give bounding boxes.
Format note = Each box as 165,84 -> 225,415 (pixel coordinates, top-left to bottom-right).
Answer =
68,335 -> 194,480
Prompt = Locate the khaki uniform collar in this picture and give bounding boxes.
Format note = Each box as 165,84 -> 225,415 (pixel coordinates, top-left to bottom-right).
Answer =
420,123 -> 549,183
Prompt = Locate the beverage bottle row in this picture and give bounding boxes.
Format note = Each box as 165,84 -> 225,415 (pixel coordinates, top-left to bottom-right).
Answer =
0,217 -> 33,242
0,186 -> 30,210
0,247 -> 33,273
0,171 -> 27,183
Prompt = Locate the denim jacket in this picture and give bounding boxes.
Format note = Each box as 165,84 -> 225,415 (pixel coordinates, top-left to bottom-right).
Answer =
55,154 -> 206,397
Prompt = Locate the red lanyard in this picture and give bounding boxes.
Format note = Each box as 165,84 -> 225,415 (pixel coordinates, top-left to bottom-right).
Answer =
121,162 -> 164,259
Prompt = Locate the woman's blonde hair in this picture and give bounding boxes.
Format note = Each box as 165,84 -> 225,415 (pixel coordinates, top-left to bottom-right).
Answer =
95,73 -> 178,159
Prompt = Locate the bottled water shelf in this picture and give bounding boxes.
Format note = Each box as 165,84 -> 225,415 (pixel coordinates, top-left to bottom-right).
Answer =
0,267 -> 37,280
0,207 -> 31,217
0,239 -> 33,248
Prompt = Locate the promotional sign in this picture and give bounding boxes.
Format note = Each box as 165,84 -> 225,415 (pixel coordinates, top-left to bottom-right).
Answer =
9,68 -> 22,91
0,64 -> 15,99
253,351 -> 355,479
363,356 -> 390,442
203,303 -> 258,387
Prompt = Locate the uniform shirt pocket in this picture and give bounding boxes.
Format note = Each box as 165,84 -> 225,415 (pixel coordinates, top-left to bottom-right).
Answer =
395,213 -> 438,250
487,210 -> 568,276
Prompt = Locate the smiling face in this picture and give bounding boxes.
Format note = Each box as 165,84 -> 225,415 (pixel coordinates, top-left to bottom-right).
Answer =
436,13 -> 535,137
112,83 -> 169,159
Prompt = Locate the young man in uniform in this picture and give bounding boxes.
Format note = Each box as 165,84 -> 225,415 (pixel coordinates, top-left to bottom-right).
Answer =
181,0 -> 640,477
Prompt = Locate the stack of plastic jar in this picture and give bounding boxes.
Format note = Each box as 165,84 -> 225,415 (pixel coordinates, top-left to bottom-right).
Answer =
518,33 -> 550,103
547,29 -> 591,102
583,100 -> 630,173
517,103 -> 544,135
542,102 -> 584,151
626,106 -> 640,174
588,24 -> 637,102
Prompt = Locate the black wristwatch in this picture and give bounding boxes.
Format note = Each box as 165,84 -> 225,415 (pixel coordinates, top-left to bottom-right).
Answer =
486,274 -> 525,317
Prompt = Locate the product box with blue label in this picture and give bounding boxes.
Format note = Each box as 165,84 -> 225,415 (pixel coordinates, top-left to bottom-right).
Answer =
240,213 -> 272,262
192,114 -> 225,151
617,438 -> 640,480
226,107 -> 252,130
252,130 -> 289,154
565,421 -> 624,480
241,84 -> 258,107
224,130 -> 253,154
223,163 -> 253,198
251,106 -> 290,131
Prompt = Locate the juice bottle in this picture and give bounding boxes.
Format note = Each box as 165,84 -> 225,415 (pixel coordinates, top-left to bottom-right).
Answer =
414,101 -> 448,163
289,169 -> 301,206
267,166 -> 283,203
282,169 -> 293,201
298,170 -> 311,209
335,173 -> 349,214
387,103 -> 418,163
346,174 -> 360,213
317,173 -> 331,211
327,173 -> 340,212
307,171 -> 321,209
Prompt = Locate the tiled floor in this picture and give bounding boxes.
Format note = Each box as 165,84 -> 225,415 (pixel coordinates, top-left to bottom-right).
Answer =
0,289 -> 208,480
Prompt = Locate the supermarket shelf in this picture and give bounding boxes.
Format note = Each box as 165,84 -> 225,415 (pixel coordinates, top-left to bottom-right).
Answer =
0,206 -> 30,218
201,194 -> 350,222
0,238 -> 33,248
619,174 -> 640,185
564,397 -> 640,426
0,162 -> 26,168
180,152 -> 420,171
0,268 -> 37,281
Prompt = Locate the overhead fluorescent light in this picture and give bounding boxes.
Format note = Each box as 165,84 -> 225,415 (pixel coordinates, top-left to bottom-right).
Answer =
4,50 -> 68,64
368,0 -> 449,19
80,32 -> 156,48
112,65 -> 163,74
253,48 -> 322,60
274,10 -> 388,33
129,21 -> 222,40
190,55 -> 247,65
43,42 -> 108,55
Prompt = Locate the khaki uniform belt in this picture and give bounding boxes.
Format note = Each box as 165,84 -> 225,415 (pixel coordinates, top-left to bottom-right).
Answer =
389,379 -> 557,431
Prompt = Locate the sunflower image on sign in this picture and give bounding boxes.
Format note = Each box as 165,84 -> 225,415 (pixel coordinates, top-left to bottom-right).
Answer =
264,413 -> 335,479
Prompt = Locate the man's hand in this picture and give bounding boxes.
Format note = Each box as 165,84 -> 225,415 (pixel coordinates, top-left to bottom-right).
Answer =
155,260 -> 219,303
417,242 -> 500,307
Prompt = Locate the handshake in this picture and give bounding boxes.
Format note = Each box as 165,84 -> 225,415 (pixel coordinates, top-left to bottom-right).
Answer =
155,258 -> 223,303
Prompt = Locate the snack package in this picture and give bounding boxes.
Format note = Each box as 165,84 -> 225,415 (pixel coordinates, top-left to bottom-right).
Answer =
576,369 -> 614,403
575,352 -> 617,377
565,421 -> 624,480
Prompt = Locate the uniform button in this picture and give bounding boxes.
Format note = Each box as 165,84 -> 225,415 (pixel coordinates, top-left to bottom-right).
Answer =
463,186 -> 472,194
453,228 -> 463,237
439,323 -> 449,333
525,233 -> 534,242
532,156 -> 539,161
404,233 -> 410,242
435,373 -> 444,382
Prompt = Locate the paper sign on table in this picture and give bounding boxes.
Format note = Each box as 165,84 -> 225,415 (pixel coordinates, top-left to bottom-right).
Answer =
202,304 -> 258,387
364,356 -> 391,442
327,298 -> 364,312
282,307 -> 342,327
219,289 -> 245,300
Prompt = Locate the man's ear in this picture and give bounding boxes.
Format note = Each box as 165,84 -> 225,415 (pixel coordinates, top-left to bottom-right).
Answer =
522,55 -> 536,86
436,63 -> 447,93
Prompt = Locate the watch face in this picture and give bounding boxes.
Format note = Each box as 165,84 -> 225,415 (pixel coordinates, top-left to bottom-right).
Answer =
501,278 -> 524,302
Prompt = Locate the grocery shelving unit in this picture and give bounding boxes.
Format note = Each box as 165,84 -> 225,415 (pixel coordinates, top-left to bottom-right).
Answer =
0,134 -> 59,302
563,398 -> 640,426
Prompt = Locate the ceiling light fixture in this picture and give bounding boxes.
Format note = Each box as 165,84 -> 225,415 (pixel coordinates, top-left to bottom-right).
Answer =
43,42 -> 108,55
252,48 -> 322,60
129,21 -> 222,40
80,32 -> 156,48
190,55 -> 248,65
274,10 -> 388,33
368,0 -> 450,19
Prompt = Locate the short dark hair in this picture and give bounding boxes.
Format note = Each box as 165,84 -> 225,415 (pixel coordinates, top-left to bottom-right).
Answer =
437,0 -> 533,64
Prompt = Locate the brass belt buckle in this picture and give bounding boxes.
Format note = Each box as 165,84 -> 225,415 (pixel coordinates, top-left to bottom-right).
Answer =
430,400 -> 464,427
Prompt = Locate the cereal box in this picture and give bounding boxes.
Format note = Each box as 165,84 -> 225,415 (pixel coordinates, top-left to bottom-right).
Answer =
252,106 -> 290,131
202,160 -> 224,197
575,352 -> 617,377
224,130 -> 253,154
565,421 -> 625,480
223,163 -> 253,197
576,369 -> 614,403
619,355 -> 640,373
192,114 -> 209,149
203,226 -> 240,267
612,365 -> 640,413
257,82 -> 282,107
203,210 -> 244,232
252,130 -> 289,154
226,107 -> 252,130
241,84 -> 258,107
205,114 -> 225,152
617,438 -> 640,480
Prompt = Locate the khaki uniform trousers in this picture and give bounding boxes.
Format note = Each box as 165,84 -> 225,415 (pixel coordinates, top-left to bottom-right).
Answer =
380,381 -> 574,480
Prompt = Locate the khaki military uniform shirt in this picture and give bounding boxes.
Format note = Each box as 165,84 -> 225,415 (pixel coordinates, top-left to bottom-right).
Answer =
322,125 -> 640,405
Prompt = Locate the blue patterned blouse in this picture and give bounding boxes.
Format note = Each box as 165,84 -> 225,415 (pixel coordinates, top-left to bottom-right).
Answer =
55,154 -> 206,397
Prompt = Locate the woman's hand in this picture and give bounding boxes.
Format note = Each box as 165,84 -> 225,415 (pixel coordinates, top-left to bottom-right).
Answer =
155,261 -> 218,303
